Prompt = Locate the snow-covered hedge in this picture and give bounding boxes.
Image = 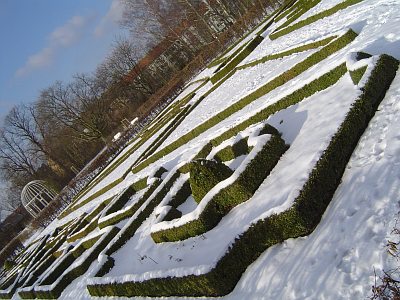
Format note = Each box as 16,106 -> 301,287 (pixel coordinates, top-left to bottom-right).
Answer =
214,137 -> 250,162
270,0 -> 364,40
211,35 -> 264,84
152,131 -> 287,243
86,54 -> 399,298
131,29 -> 357,174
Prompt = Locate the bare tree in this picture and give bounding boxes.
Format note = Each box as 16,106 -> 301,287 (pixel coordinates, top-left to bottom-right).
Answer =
38,78 -> 109,143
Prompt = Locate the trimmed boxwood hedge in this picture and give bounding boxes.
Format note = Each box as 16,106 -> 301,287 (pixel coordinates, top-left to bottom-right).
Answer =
98,180 -> 161,229
274,0 -> 322,32
238,35 -> 336,70
152,132 -> 287,243
86,54 -> 399,298
131,30 -> 357,174
22,227 -> 119,299
350,65 -> 368,85
211,35 -> 264,84
168,180 -> 192,208
214,137 -> 250,162
270,0 -> 364,40
189,159 -> 233,203
105,171 -> 181,256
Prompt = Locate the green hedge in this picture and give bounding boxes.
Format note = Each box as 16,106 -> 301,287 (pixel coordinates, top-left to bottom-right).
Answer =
274,0 -> 321,32
131,30 -> 357,174
189,159 -> 233,203
168,180 -> 192,208
86,54 -> 399,298
270,0 -> 364,40
152,133 -> 287,243
214,137 -> 250,162
161,206 -> 183,222
350,65 -> 368,85
98,180 -> 161,229
105,171 -> 181,255
211,35 -> 264,84
238,35 -> 336,70
25,227 -> 120,299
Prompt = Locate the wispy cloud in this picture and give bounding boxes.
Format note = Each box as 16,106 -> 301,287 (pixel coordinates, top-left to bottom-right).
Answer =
94,0 -> 124,38
16,15 -> 87,77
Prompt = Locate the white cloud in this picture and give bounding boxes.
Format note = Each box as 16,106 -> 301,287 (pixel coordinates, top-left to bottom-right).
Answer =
94,0 -> 124,38
16,15 -> 87,77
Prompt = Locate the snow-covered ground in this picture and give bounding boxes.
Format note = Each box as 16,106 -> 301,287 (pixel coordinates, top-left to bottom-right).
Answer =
4,0 -> 400,299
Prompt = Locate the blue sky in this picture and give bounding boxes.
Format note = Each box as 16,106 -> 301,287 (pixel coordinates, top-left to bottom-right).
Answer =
0,0 -> 125,122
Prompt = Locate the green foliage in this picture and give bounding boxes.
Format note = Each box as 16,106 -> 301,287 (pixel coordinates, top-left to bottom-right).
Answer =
193,143 -> 213,160
152,133 -> 287,243
131,30 -> 357,175
23,227 -> 119,299
3,260 -> 15,271
350,65 -> 368,84
274,0 -> 322,32
105,172 -> 181,255
132,177 -> 148,191
211,36 -> 264,84
238,35 -> 336,70
98,180 -> 161,229
168,180 -> 192,208
214,137 -> 250,162
86,54 -> 399,298
162,206 -> 183,222
189,159 -> 233,203
270,0 -> 364,40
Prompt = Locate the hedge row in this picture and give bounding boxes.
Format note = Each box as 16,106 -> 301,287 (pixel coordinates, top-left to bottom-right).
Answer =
152,132 -> 287,243
211,35 -> 264,84
86,54 -> 399,298
167,180 -> 192,208
58,178 -> 123,219
350,65 -> 368,85
273,0 -> 298,22
131,30 -> 357,174
20,227 -> 120,299
105,171 -> 181,256
97,180 -> 161,229
238,35 -> 336,70
189,159 -> 233,203
214,137 -> 250,162
270,0 -> 364,40
274,0 -> 321,32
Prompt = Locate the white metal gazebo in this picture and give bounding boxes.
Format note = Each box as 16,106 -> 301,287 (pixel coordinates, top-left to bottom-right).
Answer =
21,180 -> 58,218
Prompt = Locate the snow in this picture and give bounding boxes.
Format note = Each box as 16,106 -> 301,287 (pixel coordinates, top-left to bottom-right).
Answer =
6,0 -> 400,299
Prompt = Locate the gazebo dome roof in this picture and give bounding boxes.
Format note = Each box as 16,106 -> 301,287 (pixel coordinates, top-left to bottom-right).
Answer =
21,180 -> 56,209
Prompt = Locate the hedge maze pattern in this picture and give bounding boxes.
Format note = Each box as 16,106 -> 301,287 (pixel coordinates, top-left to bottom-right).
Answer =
1,0 -> 399,298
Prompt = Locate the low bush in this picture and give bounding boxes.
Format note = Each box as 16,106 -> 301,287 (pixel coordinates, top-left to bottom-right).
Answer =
238,35 -> 336,70
211,35 -> 264,84
86,54 -> 399,298
161,206 -> 183,222
189,159 -> 233,203
274,0 -> 321,32
131,30 -> 357,175
98,180 -> 161,229
105,171 -> 181,255
152,133 -> 287,243
168,180 -> 192,208
214,137 -> 250,162
350,65 -> 368,85
270,0 -> 364,40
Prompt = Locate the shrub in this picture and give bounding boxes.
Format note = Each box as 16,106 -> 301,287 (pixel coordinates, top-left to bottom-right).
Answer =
214,137 -> 250,162
350,65 -> 367,85
131,30 -> 357,174
270,0 -> 364,40
152,133 -> 287,243
189,159 -> 233,203
86,54 -> 399,298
